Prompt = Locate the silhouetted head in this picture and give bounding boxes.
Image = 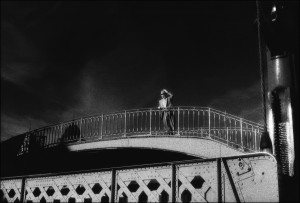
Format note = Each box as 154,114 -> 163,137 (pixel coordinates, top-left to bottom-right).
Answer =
161,90 -> 167,99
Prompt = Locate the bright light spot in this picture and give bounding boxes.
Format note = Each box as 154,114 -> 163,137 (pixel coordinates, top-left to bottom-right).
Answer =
272,5 -> 277,13
275,58 -> 280,82
271,5 -> 277,22
286,101 -> 295,176
267,109 -> 274,149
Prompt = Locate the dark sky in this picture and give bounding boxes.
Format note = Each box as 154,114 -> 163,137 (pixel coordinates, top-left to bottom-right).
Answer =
1,1 -> 264,141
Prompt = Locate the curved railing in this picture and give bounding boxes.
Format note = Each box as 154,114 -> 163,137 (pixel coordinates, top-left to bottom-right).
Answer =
14,107 -> 264,155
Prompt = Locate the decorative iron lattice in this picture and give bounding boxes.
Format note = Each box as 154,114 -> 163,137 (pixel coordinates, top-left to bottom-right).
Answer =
24,171 -> 111,203
176,161 -> 218,202
0,179 -> 22,203
0,153 -> 279,202
116,166 -> 172,202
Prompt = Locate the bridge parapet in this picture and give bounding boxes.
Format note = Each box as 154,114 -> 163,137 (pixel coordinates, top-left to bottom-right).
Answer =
12,107 -> 263,156
0,153 -> 278,202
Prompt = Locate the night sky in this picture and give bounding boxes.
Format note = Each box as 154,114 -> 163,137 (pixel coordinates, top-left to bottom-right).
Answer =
1,1 -> 264,141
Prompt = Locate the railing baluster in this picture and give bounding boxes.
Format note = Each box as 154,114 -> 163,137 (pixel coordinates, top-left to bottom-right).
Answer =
100,114 -> 103,139
182,110 -> 185,135
254,129 -> 257,150
124,111 -> 126,137
192,109 -> 195,135
240,118 -> 243,149
79,118 -> 83,141
154,110 -> 157,133
149,109 -> 152,135
177,107 -> 180,135
208,108 -> 211,138
197,110 -> 200,136
187,110 -> 190,132
227,127 -> 229,145
127,113 -> 132,132
60,124 -> 63,143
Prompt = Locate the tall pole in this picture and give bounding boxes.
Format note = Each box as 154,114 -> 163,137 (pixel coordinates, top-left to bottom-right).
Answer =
257,1 -> 298,201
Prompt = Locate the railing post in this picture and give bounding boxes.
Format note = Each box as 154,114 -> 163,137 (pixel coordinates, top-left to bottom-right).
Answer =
208,108 -> 211,138
149,109 -> 152,135
100,114 -> 103,139
79,118 -> 82,141
254,129 -> 257,151
177,107 -> 180,135
124,110 -> 126,137
171,164 -> 176,203
111,168 -> 116,203
226,127 -> 229,145
60,124 -> 63,143
20,177 -> 26,203
240,118 -> 243,149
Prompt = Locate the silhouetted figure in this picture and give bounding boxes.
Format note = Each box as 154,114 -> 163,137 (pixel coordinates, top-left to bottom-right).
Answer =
60,123 -> 80,143
158,89 -> 175,135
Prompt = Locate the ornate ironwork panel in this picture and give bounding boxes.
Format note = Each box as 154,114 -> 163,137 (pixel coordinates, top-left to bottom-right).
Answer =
0,153 -> 279,202
24,171 -> 112,202
116,166 -> 172,202
176,161 -> 218,202
0,179 -> 22,203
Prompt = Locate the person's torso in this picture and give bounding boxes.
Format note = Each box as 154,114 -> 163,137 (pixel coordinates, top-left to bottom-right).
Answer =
159,97 -> 172,108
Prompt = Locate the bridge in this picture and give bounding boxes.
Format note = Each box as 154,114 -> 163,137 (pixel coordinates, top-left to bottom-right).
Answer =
1,107 -> 279,203
13,107 -> 263,158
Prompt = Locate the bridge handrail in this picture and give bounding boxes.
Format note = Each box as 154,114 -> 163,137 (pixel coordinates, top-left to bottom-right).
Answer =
2,106 -> 264,156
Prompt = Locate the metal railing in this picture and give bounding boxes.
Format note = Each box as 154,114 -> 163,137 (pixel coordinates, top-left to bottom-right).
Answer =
14,107 -> 263,155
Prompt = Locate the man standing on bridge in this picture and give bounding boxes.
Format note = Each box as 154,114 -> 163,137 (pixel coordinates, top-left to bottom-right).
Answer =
158,89 -> 175,135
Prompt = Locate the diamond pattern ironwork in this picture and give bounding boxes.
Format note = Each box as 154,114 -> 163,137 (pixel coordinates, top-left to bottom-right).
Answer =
60,186 -> 70,196
128,181 -> 139,192
191,176 -> 205,189
138,191 -> 148,203
147,179 -> 160,191
33,188 -> 41,197
46,186 -> 55,196
91,183 -> 102,194
40,196 -> 46,203
101,194 -> 109,203
14,198 -> 20,203
8,189 -> 16,198
159,190 -> 169,203
75,185 -> 86,195
181,189 -> 192,203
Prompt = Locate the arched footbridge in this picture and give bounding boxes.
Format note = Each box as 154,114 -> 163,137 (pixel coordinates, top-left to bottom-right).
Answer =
15,107 -> 263,159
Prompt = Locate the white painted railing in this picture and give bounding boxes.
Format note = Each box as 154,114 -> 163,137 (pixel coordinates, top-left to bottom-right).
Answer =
15,107 -> 263,155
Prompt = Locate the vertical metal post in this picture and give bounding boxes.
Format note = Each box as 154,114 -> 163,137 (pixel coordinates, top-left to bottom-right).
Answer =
124,111 -> 127,137
240,118 -> 243,149
100,114 -> 103,139
60,124 -> 63,143
217,159 -> 222,203
254,129 -> 257,151
171,164 -> 176,203
20,177 -> 26,203
149,109 -> 152,135
227,127 -> 229,145
79,118 -> 83,141
111,168 -> 116,203
177,107 -> 180,135
208,108 -> 211,138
